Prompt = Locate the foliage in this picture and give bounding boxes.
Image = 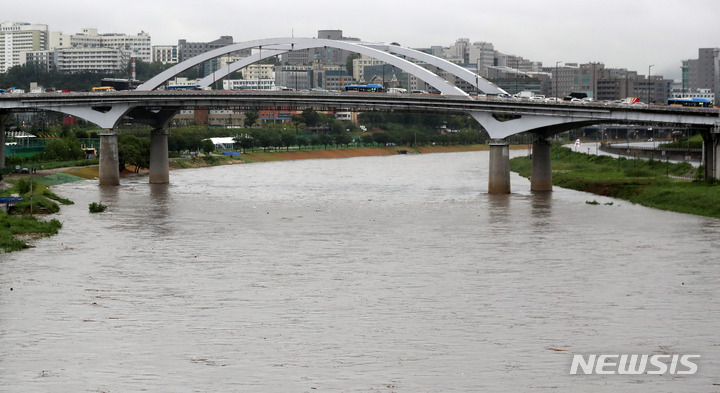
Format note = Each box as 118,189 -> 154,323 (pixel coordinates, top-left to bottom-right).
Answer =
89,202 -> 107,213
0,210 -> 63,253
41,138 -> 86,161
657,133 -> 703,149
13,177 -> 37,194
42,190 -> 74,205
509,145 -> 720,219
201,139 -> 216,154
118,134 -> 150,172
0,60 -> 174,92
244,112 -> 259,127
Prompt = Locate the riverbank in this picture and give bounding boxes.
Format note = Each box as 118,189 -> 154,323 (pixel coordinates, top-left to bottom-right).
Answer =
509,145 -> 720,219
169,144 -> 529,169
0,172 -> 81,253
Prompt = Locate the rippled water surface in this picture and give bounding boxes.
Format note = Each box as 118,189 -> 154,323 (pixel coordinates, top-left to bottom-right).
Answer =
1,151 -> 719,392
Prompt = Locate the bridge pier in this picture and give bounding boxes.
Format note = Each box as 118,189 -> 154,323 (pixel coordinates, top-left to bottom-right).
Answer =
703,130 -> 720,180
99,129 -> 120,186
531,137 -> 552,191
488,139 -> 511,194
149,128 -> 169,184
0,113 -> 9,170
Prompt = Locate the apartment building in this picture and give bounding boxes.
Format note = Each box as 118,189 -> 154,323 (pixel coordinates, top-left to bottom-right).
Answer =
0,22 -> 49,72
54,47 -> 131,73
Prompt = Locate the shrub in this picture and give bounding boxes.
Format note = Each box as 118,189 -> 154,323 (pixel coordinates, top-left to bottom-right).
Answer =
89,202 -> 107,213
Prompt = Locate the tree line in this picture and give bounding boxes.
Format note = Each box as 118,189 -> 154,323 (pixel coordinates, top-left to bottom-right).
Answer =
0,60 -> 179,91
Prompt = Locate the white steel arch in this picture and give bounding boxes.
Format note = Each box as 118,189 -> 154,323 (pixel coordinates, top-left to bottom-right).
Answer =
137,37 -> 499,97
360,43 -> 507,95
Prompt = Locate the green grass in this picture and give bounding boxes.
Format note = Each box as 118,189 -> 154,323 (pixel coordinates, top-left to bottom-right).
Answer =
0,210 -> 63,253
510,145 -> 720,218
0,174 -> 76,253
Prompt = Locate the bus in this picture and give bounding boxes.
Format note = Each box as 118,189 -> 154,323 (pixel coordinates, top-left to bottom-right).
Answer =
166,84 -> 203,91
91,86 -> 115,92
667,97 -> 713,108
344,84 -> 386,93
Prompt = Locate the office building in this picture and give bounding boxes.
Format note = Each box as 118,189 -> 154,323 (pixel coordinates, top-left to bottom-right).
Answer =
682,48 -> 720,102
50,28 -> 151,62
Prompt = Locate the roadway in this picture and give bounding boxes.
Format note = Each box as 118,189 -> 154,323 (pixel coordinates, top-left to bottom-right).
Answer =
566,140 -> 701,167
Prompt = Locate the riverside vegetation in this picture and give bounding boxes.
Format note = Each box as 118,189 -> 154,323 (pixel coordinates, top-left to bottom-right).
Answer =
509,144 -> 720,218
0,174 -> 82,252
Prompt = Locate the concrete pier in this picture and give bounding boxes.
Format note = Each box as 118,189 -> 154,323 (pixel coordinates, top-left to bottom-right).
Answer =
488,139 -> 511,194
0,114 -> 8,170
149,128 -> 169,184
99,129 -> 120,186
531,137 -> 552,191
703,131 -> 720,180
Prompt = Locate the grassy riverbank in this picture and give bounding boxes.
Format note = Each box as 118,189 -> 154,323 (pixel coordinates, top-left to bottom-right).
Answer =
509,145 -> 720,218
0,173 -> 82,252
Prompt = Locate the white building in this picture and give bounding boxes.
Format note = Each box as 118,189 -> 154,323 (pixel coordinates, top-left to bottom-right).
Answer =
223,79 -> 276,90
0,22 -> 49,72
153,45 -> 177,64
50,28 -> 151,62
237,63 -> 274,80
54,47 -> 131,73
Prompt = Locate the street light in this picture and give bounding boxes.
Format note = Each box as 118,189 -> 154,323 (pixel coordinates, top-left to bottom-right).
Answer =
647,64 -> 654,104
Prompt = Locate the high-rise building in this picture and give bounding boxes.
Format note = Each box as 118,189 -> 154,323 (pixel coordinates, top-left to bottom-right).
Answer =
282,30 -> 360,66
0,22 -> 49,72
682,48 -> 720,102
468,41 -> 494,75
177,36 -> 242,78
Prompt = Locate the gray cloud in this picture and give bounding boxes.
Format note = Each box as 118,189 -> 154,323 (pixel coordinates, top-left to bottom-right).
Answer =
7,0 -> 719,80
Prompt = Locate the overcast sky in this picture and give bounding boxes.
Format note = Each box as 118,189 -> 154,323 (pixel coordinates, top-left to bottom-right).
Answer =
6,0 -> 720,80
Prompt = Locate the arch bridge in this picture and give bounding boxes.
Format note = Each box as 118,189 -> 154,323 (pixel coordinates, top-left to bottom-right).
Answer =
1,37 -> 719,193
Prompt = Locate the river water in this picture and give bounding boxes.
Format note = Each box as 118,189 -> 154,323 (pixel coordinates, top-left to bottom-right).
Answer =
1,150 -> 719,392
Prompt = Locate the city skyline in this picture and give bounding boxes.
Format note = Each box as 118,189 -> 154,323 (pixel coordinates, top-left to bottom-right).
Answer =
5,0 -> 720,80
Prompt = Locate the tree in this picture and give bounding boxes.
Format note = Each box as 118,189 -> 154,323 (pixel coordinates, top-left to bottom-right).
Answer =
361,134 -> 375,146
244,111 -> 259,128
280,131 -> 298,151
333,133 -> 352,148
201,139 -> 216,154
234,135 -> 255,153
296,136 -> 309,150
42,138 -> 85,161
373,132 -> 390,146
345,53 -> 361,75
300,108 -> 320,127
118,135 -> 150,173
